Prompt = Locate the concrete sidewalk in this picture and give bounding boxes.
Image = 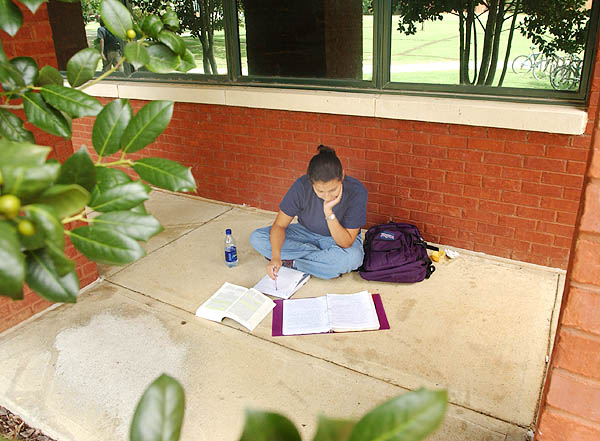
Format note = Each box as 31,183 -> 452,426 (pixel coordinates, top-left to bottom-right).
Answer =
0,190 -> 564,441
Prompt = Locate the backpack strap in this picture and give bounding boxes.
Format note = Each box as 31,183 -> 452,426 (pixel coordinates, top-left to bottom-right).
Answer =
426,263 -> 436,278
416,237 -> 438,279
413,235 -> 439,252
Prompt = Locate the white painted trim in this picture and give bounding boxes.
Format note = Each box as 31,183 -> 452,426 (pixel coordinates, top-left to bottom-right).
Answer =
86,82 -> 588,135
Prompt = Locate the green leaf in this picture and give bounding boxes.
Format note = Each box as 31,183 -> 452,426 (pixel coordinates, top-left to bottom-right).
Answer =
90,166 -> 133,206
161,10 -> 179,31
313,416 -> 355,441
37,184 -> 90,219
23,204 -> 64,249
347,388 -> 447,441
121,101 -> 173,154
0,0 -> 23,37
60,109 -> 72,134
92,98 -> 132,157
132,22 -> 143,38
100,0 -> 132,40
17,0 -> 46,14
22,92 -> 71,138
0,108 -> 35,142
0,38 -> 7,64
92,211 -> 163,241
66,48 -> 101,87
0,221 -> 25,299
69,225 -> 145,265
45,241 -> 74,277
89,181 -> 150,212
40,84 -> 103,118
94,165 -> 132,191
130,374 -> 185,441
157,30 -> 185,56
133,158 -> 196,192
124,41 -> 150,69
25,248 -> 78,303
130,202 -> 148,215
0,60 -> 25,92
239,410 -> 301,441
56,146 -> 96,192
141,15 -> 163,39
10,56 -> 38,86
145,43 -> 180,73
37,65 -> 64,86
1,162 -> 60,201
0,138 -> 50,165
176,49 -> 196,73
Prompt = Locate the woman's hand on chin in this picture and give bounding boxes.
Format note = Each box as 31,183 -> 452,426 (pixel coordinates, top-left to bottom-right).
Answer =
323,185 -> 343,217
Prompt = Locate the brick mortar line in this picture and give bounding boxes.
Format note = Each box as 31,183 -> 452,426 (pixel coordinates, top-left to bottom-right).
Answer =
554,366 -> 600,386
560,325 -> 600,341
106,280 -> 529,433
578,232 -> 600,243
544,405 -> 600,430
570,281 -> 600,294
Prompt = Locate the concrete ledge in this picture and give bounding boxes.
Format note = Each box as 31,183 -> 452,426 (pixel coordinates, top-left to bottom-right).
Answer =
85,82 -> 588,135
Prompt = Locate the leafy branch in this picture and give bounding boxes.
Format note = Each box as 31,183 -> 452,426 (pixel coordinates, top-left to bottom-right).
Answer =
131,376 -> 447,441
0,0 -> 196,304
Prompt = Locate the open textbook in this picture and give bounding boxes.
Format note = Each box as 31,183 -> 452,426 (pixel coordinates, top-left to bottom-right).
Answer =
195,282 -> 275,331
272,291 -> 390,336
253,266 -> 310,299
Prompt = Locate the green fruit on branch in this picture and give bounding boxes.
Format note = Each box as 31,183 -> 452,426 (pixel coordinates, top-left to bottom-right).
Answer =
17,219 -> 36,236
0,194 -> 21,219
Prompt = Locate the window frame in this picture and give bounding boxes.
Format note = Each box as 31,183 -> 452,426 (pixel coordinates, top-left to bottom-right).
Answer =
115,0 -> 600,106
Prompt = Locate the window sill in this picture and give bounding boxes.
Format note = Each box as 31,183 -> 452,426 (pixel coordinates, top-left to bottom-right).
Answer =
87,81 -> 588,135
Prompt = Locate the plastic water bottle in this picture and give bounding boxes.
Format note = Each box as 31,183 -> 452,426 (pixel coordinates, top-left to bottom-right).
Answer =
224,228 -> 238,267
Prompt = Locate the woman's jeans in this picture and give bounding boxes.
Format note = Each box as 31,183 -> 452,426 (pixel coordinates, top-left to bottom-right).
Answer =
249,223 -> 364,279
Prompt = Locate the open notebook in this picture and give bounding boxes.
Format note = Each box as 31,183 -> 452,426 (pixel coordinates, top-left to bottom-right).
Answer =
253,266 -> 310,299
272,291 -> 390,336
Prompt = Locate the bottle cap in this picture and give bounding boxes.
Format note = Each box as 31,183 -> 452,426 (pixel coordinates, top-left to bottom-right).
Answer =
225,229 -> 231,235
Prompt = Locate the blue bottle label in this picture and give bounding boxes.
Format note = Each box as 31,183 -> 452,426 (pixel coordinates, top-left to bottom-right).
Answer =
225,247 -> 237,262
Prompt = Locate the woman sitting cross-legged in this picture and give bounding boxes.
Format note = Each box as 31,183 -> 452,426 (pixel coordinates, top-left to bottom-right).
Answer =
250,145 -> 368,280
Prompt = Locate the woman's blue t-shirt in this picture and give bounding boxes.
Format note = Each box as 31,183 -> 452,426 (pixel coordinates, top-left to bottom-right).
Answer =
279,175 -> 368,236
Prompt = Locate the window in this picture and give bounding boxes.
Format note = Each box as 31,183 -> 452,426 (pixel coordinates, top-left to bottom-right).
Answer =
74,0 -> 599,104
237,0 -> 371,82
386,0 -> 597,100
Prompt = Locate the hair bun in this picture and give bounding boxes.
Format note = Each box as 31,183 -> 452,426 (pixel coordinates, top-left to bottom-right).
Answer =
308,144 -> 342,182
317,144 -> 336,155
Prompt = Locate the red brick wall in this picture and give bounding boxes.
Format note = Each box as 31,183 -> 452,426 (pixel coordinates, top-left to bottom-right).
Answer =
0,4 -> 98,333
73,101 -> 591,269
536,78 -> 600,441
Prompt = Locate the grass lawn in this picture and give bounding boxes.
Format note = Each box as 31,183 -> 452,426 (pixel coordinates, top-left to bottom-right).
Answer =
85,13 -> 585,91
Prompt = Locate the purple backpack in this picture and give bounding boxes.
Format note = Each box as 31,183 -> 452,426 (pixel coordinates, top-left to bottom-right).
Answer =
359,222 -> 437,283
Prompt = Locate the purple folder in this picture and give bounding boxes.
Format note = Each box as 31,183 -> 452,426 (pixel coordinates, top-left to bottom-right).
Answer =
272,293 -> 390,337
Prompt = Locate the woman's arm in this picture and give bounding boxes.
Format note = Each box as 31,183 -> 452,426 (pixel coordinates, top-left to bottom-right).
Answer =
327,220 -> 359,248
267,210 -> 293,279
323,186 -> 360,248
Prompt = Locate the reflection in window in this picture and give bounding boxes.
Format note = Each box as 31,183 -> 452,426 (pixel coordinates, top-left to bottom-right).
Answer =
391,0 -> 592,91
106,0 -> 228,75
58,0 -> 597,102
237,0 -> 370,81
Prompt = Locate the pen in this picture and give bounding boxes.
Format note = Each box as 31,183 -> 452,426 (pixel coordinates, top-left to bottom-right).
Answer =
275,278 -> 278,291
